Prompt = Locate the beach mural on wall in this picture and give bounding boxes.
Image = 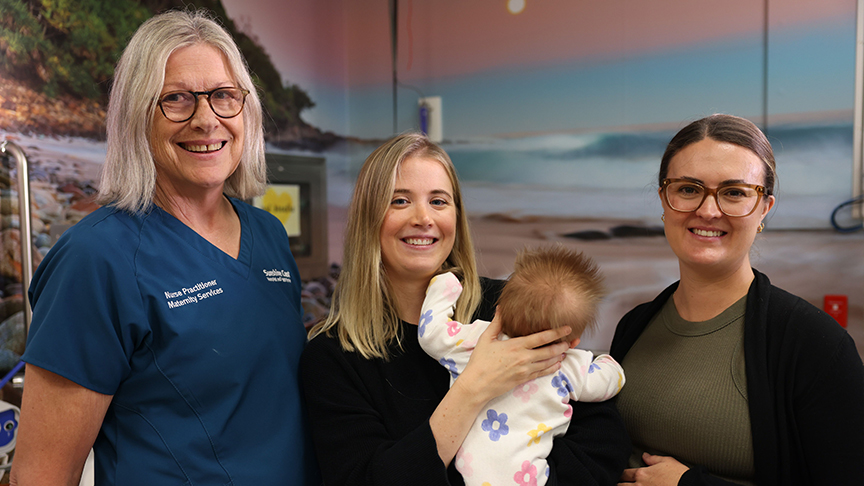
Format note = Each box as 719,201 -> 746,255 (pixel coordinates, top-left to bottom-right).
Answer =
314,0 -> 856,228
0,0 -> 861,360
229,0 -> 863,350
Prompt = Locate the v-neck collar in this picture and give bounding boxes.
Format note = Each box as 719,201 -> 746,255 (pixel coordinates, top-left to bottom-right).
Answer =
151,196 -> 253,278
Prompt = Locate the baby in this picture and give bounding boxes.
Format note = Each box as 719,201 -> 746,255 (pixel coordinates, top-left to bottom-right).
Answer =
419,245 -> 625,486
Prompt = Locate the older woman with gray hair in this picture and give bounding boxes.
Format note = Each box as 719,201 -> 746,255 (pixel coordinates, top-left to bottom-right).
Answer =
11,9 -> 318,485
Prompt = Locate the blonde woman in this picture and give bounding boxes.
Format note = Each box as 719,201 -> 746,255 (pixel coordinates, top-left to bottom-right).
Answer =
301,132 -> 630,485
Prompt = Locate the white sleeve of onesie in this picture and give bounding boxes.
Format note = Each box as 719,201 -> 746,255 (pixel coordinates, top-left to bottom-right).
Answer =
418,272 -> 489,377
561,350 -> 626,402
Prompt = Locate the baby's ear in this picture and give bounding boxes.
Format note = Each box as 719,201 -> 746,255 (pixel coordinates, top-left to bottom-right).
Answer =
568,337 -> 581,349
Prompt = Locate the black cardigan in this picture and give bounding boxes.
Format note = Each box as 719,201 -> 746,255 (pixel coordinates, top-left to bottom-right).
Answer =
610,269 -> 864,485
301,278 -> 631,485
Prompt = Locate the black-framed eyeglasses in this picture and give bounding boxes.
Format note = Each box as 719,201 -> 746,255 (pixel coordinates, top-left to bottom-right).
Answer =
157,87 -> 249,123
661,178 -> 767,217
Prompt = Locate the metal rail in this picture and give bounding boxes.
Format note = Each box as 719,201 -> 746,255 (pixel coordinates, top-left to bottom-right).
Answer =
853,0 -> 864,219
0,140 -> 34,337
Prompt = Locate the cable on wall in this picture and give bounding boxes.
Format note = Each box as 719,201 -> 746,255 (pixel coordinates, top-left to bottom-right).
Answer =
831,196 -> 864,232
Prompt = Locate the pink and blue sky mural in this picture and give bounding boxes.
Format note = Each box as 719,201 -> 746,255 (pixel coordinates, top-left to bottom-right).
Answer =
217,0 -> 859,348
224,0 -> 854,138
221,0 -> 858,230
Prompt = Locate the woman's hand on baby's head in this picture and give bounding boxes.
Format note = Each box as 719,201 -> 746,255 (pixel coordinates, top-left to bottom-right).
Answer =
456,317 -> 569,403
489,313 -> 570,368
524,326 -> 571,352
488,312 -> 571,349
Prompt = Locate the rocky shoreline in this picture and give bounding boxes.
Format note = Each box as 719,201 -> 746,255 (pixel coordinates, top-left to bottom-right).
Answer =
0,74 -> 107,140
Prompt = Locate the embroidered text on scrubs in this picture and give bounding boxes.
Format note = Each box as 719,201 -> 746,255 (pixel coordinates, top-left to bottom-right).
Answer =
263,269 -> 292,283
181,279 -> 218,294
163,278 -> 224,309
168,295 -> 198,308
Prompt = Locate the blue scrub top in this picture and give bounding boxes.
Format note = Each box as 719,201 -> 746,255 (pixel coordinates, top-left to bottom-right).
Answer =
24,198 -> 319,485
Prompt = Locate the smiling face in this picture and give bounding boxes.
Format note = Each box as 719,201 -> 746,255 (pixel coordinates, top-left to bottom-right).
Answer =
150,43 -> 244,201
661,137 -> 775,276
380,156 -> 457,288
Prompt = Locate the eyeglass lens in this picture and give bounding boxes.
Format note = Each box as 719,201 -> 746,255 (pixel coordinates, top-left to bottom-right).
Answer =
665,180 -> 760,217
159,88 -> 246,122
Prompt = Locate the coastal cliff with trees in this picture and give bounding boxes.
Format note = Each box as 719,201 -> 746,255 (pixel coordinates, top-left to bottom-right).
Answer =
0,0 -> 336,149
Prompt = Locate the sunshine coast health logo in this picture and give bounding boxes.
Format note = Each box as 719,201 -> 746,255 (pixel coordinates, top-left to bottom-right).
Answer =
263,268 -> 293,283
163,279 -> 224,309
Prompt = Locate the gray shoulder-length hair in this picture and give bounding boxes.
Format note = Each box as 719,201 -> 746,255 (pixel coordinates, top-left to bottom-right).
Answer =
97,8 -> 266,213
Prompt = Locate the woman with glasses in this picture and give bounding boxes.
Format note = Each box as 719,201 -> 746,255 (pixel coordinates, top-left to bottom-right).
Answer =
612,114 -> 864,485
11,9 -> 319,485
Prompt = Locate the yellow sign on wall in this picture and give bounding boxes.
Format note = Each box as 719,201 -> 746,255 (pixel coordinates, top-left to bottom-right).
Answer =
254,184 -> 301,237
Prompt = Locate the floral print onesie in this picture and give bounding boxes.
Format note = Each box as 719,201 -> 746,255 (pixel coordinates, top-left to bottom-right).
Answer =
419,272 -> 625,486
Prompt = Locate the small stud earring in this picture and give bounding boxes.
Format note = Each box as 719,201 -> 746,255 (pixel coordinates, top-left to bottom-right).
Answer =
757,222 -> 765,233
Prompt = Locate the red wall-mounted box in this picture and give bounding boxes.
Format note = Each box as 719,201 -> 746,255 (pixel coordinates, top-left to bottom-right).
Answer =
824,295 -> 848,328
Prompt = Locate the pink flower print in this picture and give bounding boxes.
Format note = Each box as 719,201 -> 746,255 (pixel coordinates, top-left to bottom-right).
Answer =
512,379 -> 539,403
455,448 -> 474,477
526,423 -> 552,447
446,320 -> 462,336
513,460 -> 538,486
443,277 -> 462,302
461,337 -> 479,349
562,397 -> 573,418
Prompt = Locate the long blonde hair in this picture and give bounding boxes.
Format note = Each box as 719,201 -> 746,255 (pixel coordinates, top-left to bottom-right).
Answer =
309,133 -> 481,359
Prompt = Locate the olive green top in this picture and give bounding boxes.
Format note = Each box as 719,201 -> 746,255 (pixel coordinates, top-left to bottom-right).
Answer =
616,295 -> 755,485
